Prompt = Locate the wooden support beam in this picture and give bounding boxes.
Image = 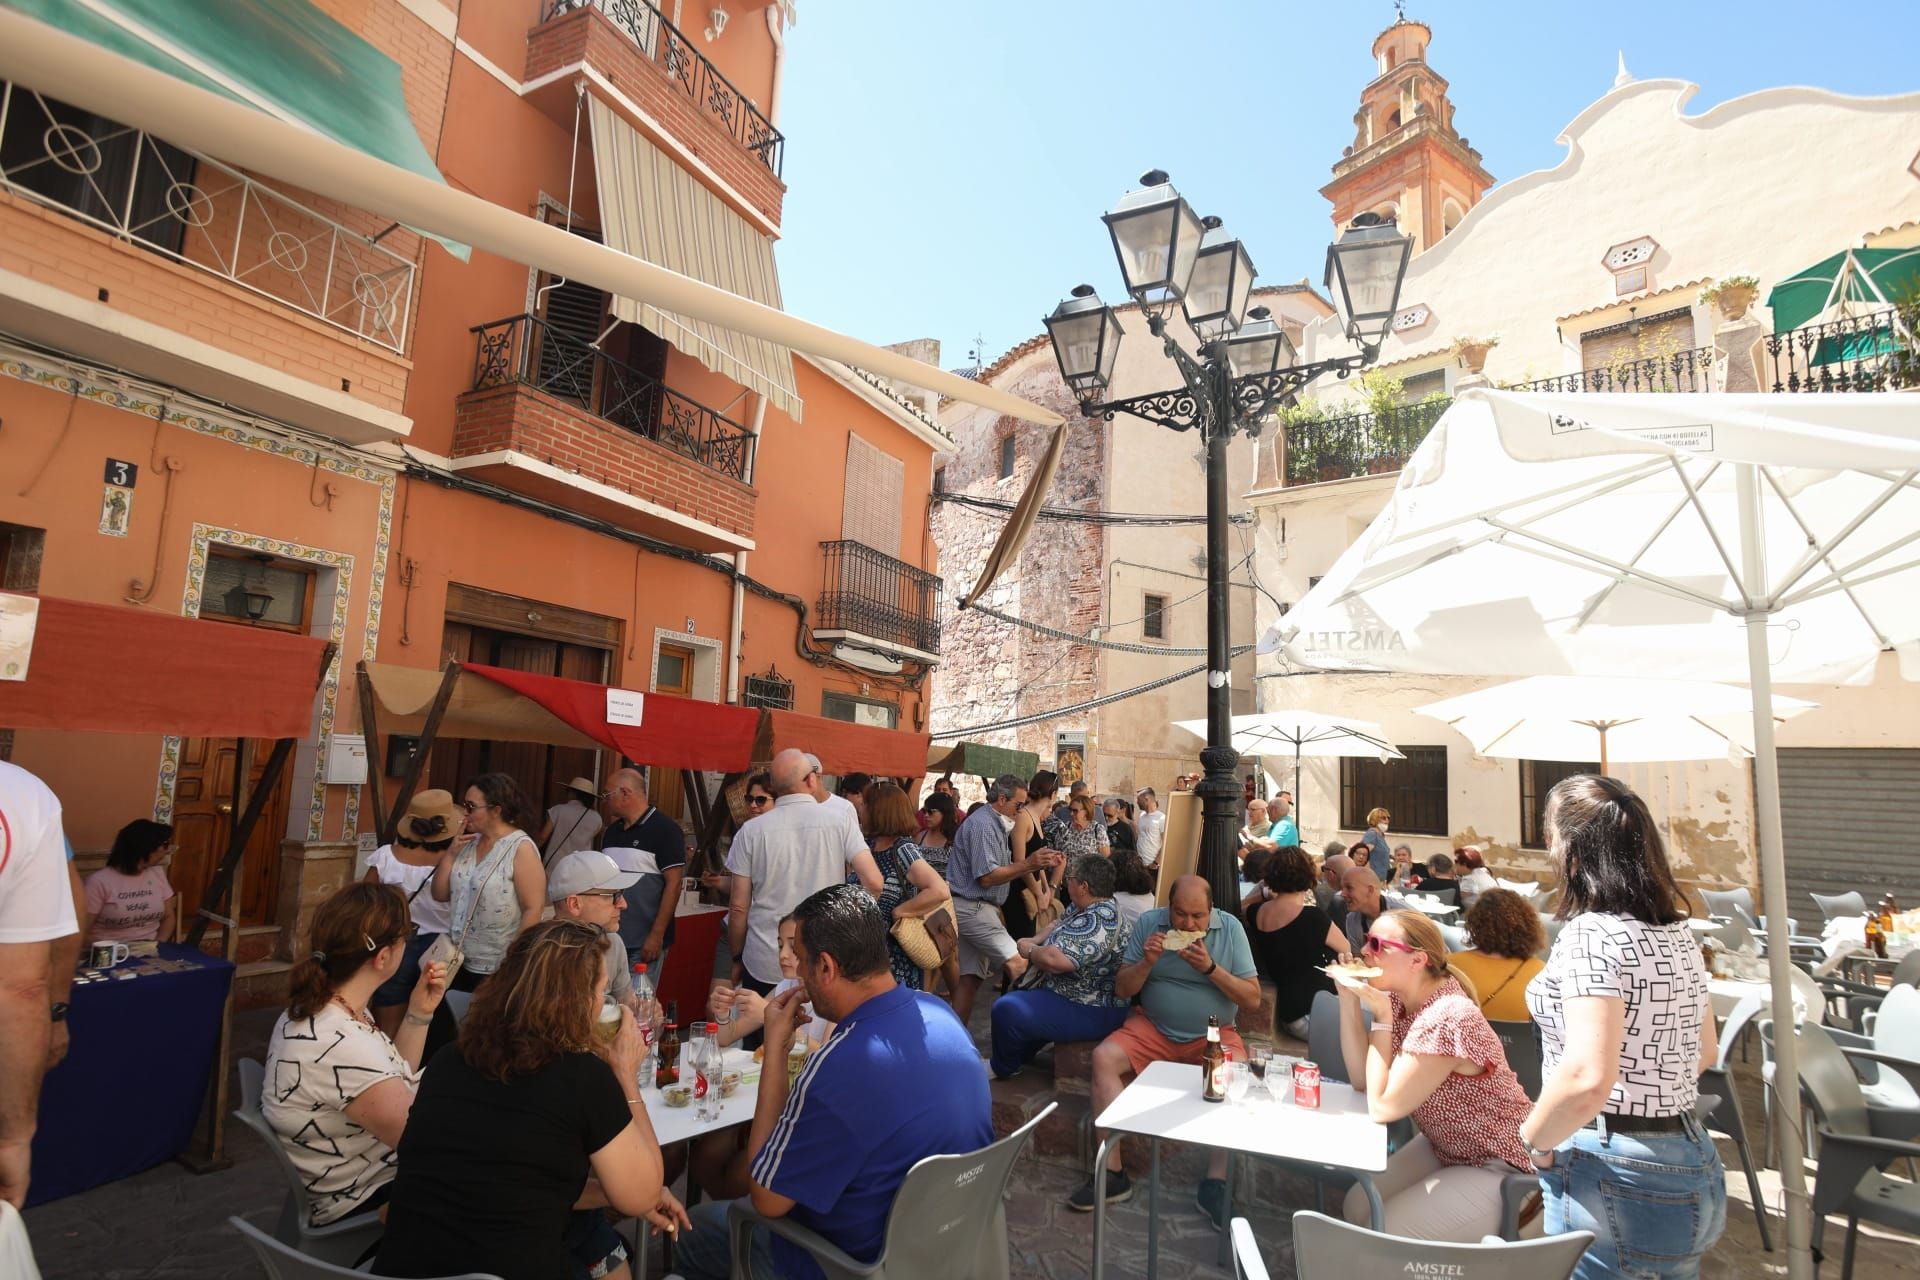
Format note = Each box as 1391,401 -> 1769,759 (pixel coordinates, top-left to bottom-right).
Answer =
383,662 -> 461,843
356,662 -> 390,844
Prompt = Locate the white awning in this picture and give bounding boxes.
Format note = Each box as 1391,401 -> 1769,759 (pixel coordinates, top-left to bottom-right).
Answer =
589,97 -> 801,419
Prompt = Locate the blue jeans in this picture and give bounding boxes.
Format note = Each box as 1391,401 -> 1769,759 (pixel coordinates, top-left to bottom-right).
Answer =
1540,1115 -> 1726,1279
674,1198 -> 778,1280
989,989 -> 1129,1079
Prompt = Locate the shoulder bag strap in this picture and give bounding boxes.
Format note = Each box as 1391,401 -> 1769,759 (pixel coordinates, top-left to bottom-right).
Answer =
454,834 -> 518,944
1477,957 -> 1531,1011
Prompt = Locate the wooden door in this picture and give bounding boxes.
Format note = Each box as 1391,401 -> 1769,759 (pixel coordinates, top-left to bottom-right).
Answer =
648,643 -> 695,823
170,736 -> 293,929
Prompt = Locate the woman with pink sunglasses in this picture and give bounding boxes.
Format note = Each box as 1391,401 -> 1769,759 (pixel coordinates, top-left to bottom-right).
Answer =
1333,909 -> 1536,1242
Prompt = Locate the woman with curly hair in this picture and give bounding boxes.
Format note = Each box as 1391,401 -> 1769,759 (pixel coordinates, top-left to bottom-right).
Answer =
373,919 -> 682,1280
1450,888 -> 1547,1021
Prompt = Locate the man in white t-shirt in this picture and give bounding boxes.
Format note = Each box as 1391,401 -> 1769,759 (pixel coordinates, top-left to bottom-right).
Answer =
1134,788 -> 1167,866
0,761 -> 80,1208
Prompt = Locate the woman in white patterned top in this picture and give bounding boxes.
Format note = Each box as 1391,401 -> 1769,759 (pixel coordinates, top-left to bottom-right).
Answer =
1519,775 -> 1724,1279
264,882 -> 447,1226
431,773 -> 546,986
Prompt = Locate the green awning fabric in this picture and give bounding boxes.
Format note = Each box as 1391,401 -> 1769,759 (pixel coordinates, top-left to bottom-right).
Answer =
927,740 -> 1040,782
1767,247 -> 1920,333
5,0 -> 468,259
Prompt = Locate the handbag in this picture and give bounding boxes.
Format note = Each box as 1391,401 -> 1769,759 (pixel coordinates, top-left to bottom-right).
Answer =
1022,877 -> 1063,933
429,835 -> 514,987
879,843 -> 957,969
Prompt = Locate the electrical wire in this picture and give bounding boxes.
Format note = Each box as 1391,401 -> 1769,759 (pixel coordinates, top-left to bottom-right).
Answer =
964,544 -> 1260,654
930,644 -> 1255,739
934,490 -> 1254,528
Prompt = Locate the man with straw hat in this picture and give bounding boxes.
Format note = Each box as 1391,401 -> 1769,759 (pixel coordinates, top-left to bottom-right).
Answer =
538,775 -> 604,867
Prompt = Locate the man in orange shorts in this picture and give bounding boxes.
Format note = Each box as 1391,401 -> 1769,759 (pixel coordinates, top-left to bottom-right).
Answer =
1068,875 -> 1264,1228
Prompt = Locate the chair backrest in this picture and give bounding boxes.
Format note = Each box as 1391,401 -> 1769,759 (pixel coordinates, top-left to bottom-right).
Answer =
1708,917 -> 1754,955
1489,1019 -> 1543,1100
1873,984 -> 1920,1061
1438,922 -> 1471,953
1410,885 -> 1460,908
1307,989 -> 1349,1084
1763,1019 -> 1870,1138
1291,1210 -> 1593,1280
1701,887 -> 1758,928
1715,995 -> 1765,1073
230,1216 -> 496,1280
1787,965 -> 1825,1026
1493,878 -> 1540,898
232,1059 -> 321,1228
1811,891 -> 1866,923
873,1101 -> 1054,1278
1892,950 -> 1920,990
1230,1217 -> 1270,1280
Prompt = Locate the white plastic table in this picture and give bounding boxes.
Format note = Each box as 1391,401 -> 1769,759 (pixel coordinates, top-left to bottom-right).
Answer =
639,1045 -> 760,1146
1090,1060 -> 1389,1278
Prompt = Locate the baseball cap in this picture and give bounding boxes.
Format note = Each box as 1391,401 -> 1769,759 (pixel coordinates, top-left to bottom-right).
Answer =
547,851 -> 641,902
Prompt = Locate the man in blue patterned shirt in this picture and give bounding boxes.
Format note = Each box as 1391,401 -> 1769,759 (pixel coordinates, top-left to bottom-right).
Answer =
988,854 -> 1132,1079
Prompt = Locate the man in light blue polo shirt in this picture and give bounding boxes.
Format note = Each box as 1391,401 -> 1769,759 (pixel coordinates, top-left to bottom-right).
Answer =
943,772 -> 1047,1026
1072,875 -> 1262,1229
673,884 -> 993,1280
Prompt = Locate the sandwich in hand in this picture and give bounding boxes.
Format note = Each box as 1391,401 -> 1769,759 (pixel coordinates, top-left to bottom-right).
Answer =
1159,928 -> 1206,952
1321,958 -> 1384,983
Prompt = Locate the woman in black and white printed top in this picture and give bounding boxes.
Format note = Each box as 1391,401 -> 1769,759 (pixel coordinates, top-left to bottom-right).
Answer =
1518,775 -> 1724,1279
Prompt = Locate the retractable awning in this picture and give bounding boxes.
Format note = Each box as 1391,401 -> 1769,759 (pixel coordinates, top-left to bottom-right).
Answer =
589,98 -> 801,418
758,708 -> 931,780
926,740 -> 1038,781
0,594 -> 330,737
5,0 -> 469,259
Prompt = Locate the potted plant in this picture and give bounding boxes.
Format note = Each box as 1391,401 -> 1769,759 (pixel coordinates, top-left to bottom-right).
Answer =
1450,335 -> 1499,374
1701,275 -> 1760,321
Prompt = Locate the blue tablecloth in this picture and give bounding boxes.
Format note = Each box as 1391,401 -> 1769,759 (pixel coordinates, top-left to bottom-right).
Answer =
27,943 -> 233,1206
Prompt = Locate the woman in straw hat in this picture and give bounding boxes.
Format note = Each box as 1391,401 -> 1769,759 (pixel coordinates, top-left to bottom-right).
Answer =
538,775 -> 605,867
365,789 -> 461,1038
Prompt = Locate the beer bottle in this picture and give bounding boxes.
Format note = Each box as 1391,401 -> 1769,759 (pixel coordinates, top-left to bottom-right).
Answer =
1866,911 -> 1888,960
1201,1016 -> 1226,1103
1878,896 -> 1896,934
656,1000 -> 682,1088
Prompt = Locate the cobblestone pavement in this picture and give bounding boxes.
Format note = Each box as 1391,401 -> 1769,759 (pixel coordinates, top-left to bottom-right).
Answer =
20,998 -> 1920,1278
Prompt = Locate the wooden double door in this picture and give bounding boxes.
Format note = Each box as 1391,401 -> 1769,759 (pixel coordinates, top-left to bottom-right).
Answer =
169,736 -> 293,929
429,618 -> 611,822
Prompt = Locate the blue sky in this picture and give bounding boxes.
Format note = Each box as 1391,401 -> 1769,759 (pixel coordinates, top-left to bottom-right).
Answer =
776,1 -> 1919,372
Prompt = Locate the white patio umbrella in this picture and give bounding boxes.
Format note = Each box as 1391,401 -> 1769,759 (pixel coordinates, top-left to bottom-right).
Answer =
1278,389 -> 1920,1280
1413,676 -> 1818,773
1173,710 -> 1402,832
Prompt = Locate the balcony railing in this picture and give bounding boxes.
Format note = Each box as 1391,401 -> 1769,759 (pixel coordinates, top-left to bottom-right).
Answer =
816,541 -> 942,658
1764,307 -> 1918,393
1284,397 -> 1451,486
545,0 -> 784,177
0,83 -> 416,352
470,313 -> 755,481
1509,345 -> 1715,394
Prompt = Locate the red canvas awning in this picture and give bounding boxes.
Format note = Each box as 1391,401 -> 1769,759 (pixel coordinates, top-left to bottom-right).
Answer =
458,664 -> 759,774
757,708 -> 931,780
0,595 -> 329,738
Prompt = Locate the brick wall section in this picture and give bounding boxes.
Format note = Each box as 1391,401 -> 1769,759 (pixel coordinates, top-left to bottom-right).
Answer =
0,194 -> 412,414
526,8 -> 786,228
453,381 -> 756,537
929,360 -> 1102,767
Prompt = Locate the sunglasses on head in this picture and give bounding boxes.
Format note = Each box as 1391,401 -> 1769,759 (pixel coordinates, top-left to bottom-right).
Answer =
1362,934 -> 1418,956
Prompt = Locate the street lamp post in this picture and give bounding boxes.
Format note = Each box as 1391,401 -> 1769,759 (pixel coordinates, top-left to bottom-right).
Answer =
1044,170 -> 1412,909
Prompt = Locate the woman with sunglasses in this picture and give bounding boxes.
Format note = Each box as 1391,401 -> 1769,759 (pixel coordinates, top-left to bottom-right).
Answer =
1334,909 -> 1535,1242
1519,775 -> 1722,1279
374,919 -> 683,1280
430,773 -> 546,996
264,882 -> 447,1230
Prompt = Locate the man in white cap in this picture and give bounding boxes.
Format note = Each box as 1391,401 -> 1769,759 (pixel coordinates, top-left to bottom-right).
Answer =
538,775 -> 604,867
548,850 -> 643,1009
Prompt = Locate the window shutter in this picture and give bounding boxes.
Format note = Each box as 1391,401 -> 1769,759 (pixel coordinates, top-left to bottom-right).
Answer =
841,435 -> 904,558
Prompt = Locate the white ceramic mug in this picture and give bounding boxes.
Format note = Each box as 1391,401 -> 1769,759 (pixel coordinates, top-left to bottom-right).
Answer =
89,941 -> 130,968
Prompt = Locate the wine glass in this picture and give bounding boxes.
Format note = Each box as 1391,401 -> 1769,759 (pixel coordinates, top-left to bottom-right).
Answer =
1247,1045 -> 1272,1098
1222,1059 -> 1251,1108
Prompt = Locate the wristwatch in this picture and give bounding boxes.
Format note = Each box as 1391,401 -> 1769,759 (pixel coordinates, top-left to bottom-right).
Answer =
1524,1139 -> 1554,1165
50,1002 -> 69,1023
1203,960 -> 1218,976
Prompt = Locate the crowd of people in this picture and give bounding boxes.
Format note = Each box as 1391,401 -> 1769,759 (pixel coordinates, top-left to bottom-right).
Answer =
0,752 -> 1728,1280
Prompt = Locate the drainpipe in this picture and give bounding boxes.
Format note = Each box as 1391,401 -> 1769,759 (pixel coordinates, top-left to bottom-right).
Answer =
727,393 -> 766,703
764,3 -> 786,126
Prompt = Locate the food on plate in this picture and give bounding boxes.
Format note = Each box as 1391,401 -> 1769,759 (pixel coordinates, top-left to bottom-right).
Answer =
1159,928 -> 1206,951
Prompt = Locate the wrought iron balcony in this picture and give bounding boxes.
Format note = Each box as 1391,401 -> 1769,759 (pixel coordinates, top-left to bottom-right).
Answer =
544,0 -> 784,177
469,313 -> 754,480
0,82 -> 416,352
815,541 -> 942,660
1509,345 -> 1715,394
1283,397 -> 1450,486
1764,307 -> 1918,393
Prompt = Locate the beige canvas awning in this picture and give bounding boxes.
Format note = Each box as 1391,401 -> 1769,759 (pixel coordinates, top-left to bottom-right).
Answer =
960,421 -> 1066,609
589,97 -> 802,419
361,660 -> 600,748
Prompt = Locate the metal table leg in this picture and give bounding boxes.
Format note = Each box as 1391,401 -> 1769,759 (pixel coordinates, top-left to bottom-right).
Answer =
1147,1138 -> 1160,1280
1092,1135 -> 1116,1280
1359,1171 -> 1385,1231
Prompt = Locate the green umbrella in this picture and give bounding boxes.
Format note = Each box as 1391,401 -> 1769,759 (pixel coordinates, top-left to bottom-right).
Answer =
1766,247 -> 1920,333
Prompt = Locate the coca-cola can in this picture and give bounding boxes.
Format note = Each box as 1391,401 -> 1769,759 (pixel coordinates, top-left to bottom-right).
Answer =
1293,1060 -> 1322,1109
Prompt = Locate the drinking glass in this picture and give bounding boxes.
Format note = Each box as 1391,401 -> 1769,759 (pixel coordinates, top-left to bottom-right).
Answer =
1222,1059 -> 1252,1108
1247,1045 -> 1272,1097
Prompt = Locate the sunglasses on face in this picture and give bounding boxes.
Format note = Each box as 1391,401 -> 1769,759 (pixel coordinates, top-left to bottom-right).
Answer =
578,889 -> 621,900
1361,934 -> 1417,956
459,799 -> 494,813
747,794 -> 772,807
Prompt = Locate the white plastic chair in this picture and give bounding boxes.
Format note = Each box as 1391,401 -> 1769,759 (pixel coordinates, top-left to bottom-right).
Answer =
0,1202 -> 43,1280
1291,1211 -> 1592,1280
1230,1217 -> 1270,1280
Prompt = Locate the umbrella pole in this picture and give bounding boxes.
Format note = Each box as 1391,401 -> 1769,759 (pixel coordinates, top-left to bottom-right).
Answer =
1738,465 -> 1814,1280
1598,726 -> 1609,777
1294,742 -> 1302,835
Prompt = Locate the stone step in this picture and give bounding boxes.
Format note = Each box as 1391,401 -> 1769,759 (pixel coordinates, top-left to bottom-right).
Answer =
234,959 -> 293,1010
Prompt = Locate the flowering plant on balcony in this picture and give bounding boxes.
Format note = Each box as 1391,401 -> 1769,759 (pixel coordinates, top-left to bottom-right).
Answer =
1449,335 -> 1499,373
1700,275 -> 1760,319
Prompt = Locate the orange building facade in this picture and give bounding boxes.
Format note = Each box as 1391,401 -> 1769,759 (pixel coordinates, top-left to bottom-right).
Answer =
0,0 -> 948,979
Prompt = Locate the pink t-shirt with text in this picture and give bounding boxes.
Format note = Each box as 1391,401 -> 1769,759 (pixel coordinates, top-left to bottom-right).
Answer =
85,865 -> 174,941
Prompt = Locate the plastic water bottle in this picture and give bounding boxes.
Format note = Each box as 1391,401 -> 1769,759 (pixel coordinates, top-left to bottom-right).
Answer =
631,962 -> 659,1087
692,1021 -> 723,1121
